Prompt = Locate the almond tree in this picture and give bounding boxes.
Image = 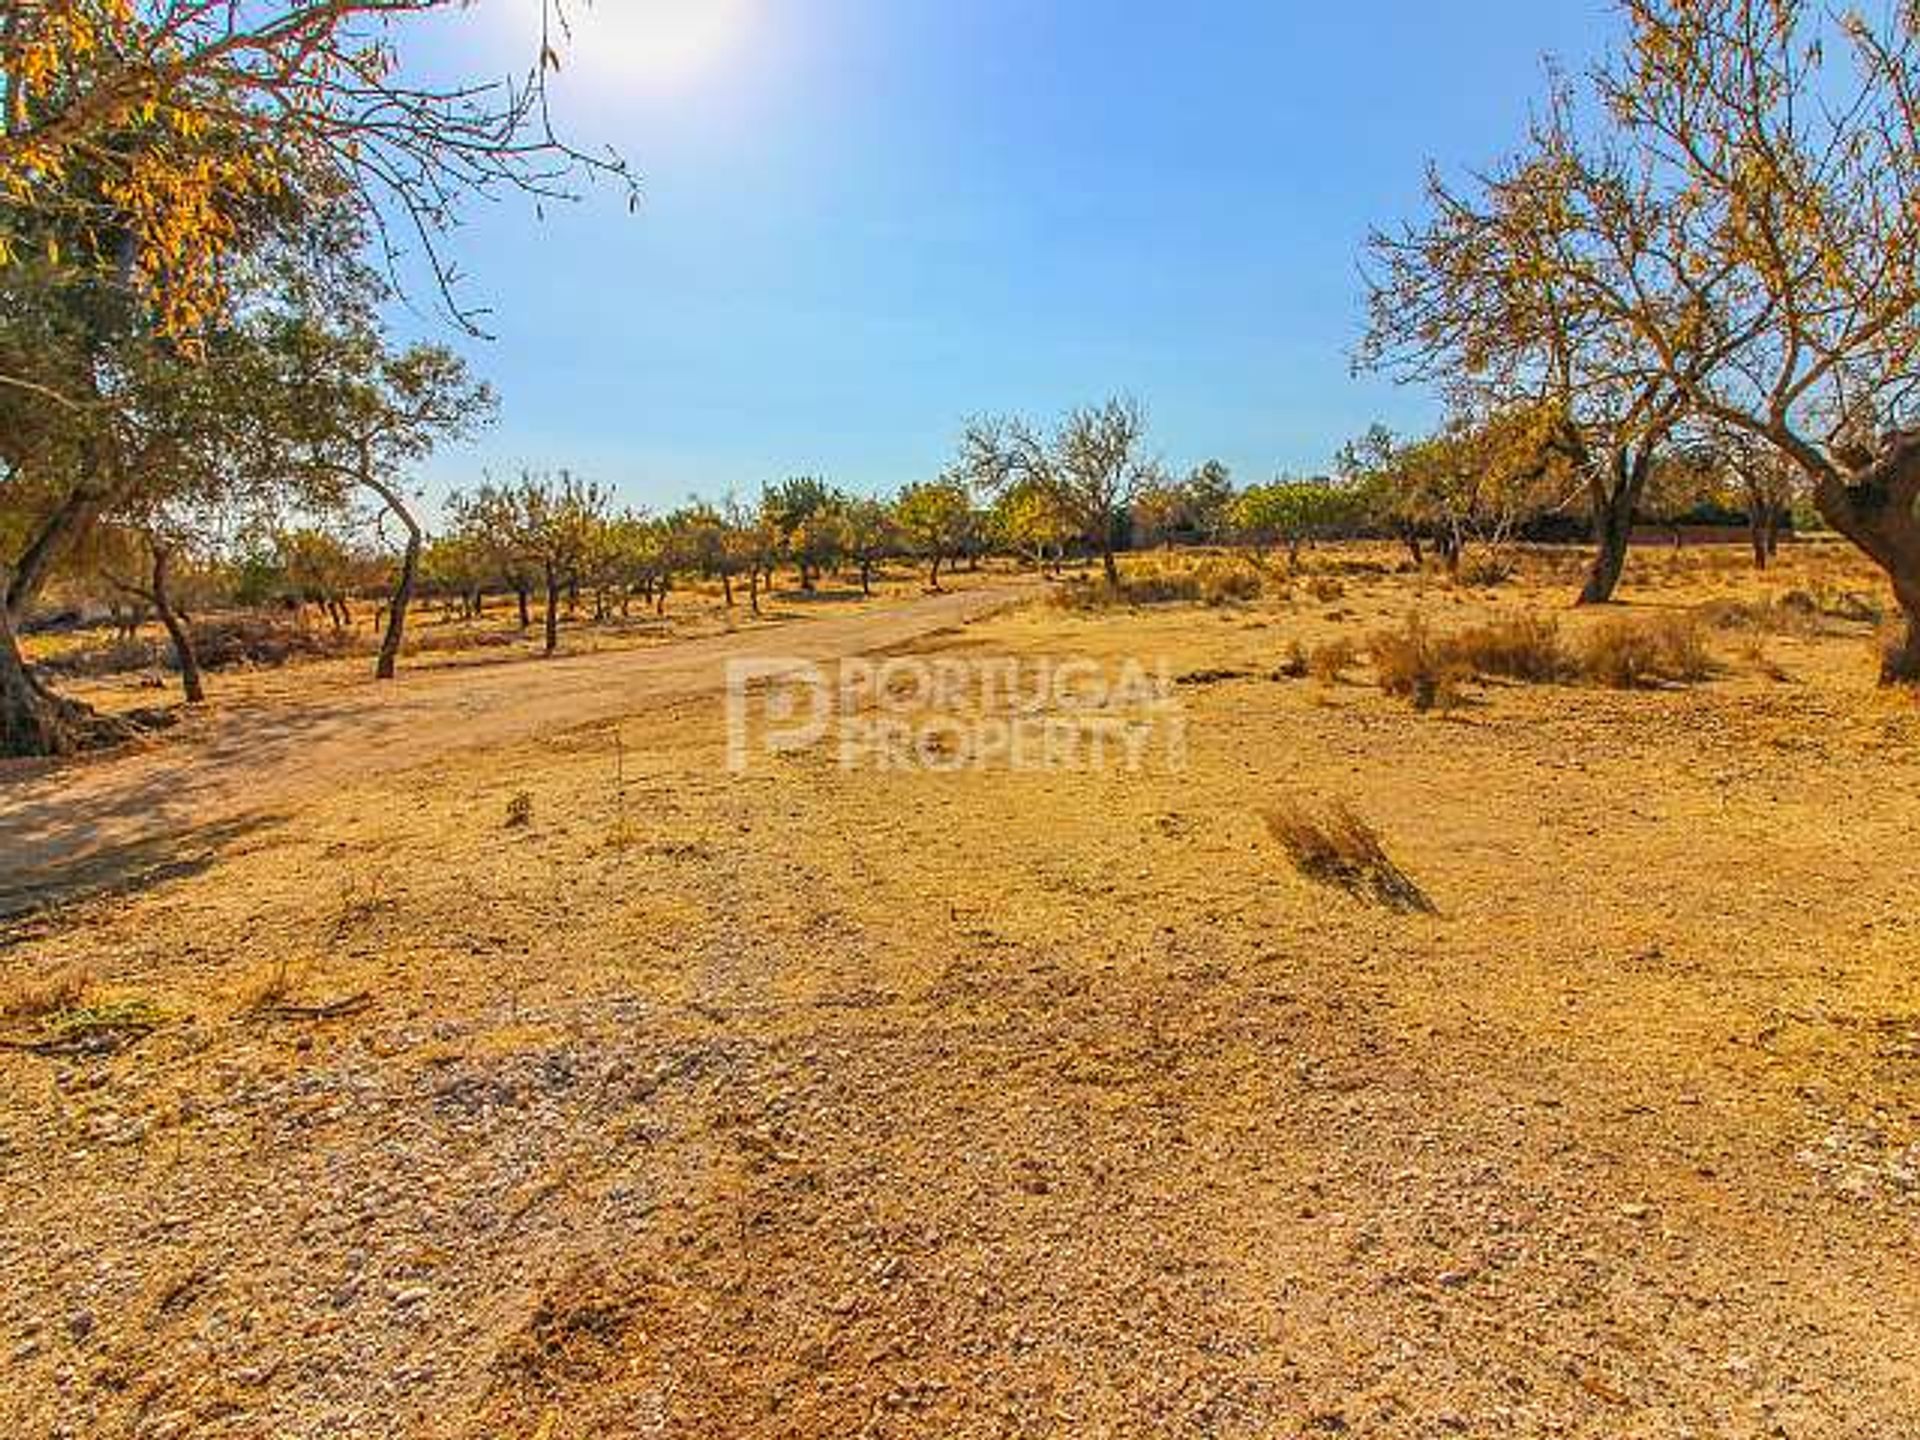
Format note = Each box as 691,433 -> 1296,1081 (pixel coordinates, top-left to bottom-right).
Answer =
1359,86 -> 1691,605
963,397 -> 1161,586
841,497 -> 899,597
1566,0 -> 1920,678
0,1 -> 633,347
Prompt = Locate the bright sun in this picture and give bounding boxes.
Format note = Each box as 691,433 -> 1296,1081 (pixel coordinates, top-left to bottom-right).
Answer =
521,0 -> 754,93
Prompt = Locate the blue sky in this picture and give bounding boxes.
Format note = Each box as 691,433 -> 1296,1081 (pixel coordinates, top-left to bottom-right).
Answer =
399,1 -> 1615,510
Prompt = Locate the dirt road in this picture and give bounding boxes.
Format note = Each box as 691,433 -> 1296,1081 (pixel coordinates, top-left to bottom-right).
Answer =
0,582 -> 1031,914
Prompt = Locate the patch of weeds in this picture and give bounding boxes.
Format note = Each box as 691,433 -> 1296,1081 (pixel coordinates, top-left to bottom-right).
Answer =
2,996 -> 167,1056
1448,613 -> 1572,682
1261,798 -> 1434,913
1578,613 -> 1715,688
0,966 -> 92,1022
1369,615 -> 1474,712
1306,638 -> 1359,685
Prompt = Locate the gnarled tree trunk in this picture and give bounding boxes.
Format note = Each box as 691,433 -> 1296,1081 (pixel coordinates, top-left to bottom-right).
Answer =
1816,443 -> 1920,684
1578,444 -> 1653,606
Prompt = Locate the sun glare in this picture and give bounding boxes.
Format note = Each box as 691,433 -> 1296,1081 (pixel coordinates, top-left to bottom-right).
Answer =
520,0 -> 754,93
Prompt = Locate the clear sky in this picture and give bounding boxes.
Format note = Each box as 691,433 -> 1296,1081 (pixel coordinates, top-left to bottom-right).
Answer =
398,1 -> 1616,510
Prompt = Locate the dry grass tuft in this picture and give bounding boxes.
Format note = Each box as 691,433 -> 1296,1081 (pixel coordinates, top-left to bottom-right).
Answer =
1306,576 -> 1346,603
1696,596 -> 1818,637
1305,638 -> 1359,685
505,792 -> 535,829
0,966 -> 91,1022
1053,559 -> 1263,611
1448,613 -> 1572,682
1261,798 -> 1434,912
1578,613 -> 1716,689
1368,615 -> 1474,712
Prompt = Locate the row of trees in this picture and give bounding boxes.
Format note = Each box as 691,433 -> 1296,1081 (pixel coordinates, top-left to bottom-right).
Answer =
23,372 -> 1832,726
1358,0 -> 1920,681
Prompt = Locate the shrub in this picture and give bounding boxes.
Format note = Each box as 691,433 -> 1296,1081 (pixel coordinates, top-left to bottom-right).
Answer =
1578,613 -> 1715,688
1306,638 -> 1359,685
1457,553 -> 1518,588
1695,597 -> 1816,637
1306,576 -> 1346,603
1051,560 -> 1262,611
1368,615 -> 1473,712
1261,798 -> 1433,913
1448,613 -> 1571,682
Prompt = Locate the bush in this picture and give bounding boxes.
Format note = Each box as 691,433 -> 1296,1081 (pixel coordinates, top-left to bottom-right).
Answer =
191,614 -> 363,670
1368,615 -> 1473,712
1578,613 -> 1715,688
1051,559 -> 1263,611
1448,613 -> 1571,682
1306,576 -> 1346,603
1306,638 -> 1359,685
1261,797 -> 1432,912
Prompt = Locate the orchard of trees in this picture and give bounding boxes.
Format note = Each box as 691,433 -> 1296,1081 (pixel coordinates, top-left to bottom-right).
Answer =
1359,0 -> 1920,681
9,0 -> 1920,760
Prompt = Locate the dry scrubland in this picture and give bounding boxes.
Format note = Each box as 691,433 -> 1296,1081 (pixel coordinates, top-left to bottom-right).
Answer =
3,543 -> 1919,1439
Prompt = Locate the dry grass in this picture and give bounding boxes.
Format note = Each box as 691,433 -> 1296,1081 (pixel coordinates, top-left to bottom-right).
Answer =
1305,638 -> 1359,685
0,966 -> 90,1022
1368,615 -> 1476,712
1449,613 -> 1572,682
1578,612 -> 1716,689
1260,797 -> 1434,913
1695,594 -> 1819,637
505,792 -> 535,829
1054,560 -> 1264,611
1370,609 -> 1716,703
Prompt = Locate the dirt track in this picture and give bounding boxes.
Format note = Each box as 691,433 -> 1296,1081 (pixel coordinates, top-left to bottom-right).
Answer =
0,582 -> 1030,913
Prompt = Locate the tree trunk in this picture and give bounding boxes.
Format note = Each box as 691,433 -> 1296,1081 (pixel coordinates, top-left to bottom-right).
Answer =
1748,502 -> 1777,571
722,571 -> 734,607
749,568 -> 761,616
1577,446 -> 1651,606
516,583 -> 532,630
929,554 -> 944,591
1814,446 -> 1920,685
655,581 -> 668,617
859,558 -> 872,597
149,544 -> 204,704
1101,545 -> 1120,587
5,489 -> 100,624
369,481 -> 422,683
544,567 -> 561,656
0,570 -> 113,757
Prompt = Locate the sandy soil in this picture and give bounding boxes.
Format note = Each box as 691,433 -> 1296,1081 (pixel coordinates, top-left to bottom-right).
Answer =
2,544 -> 1917,1439
0,575 -> 1029,915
